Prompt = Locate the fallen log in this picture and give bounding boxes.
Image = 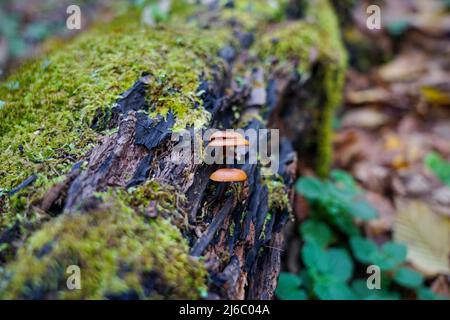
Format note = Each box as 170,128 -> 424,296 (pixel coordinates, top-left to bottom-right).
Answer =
0,0 -> 346,299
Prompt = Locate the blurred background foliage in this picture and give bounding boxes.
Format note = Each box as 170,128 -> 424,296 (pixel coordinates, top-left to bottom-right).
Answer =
0,0 -> 178,79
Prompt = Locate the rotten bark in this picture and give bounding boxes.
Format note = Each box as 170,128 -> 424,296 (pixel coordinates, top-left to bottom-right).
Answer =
32,48 -> 298,299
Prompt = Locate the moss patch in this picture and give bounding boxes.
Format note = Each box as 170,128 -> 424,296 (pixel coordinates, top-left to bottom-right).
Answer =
0,12 -> 229,226
262,173 -> 291,212
255,0 -> 347,176
0,195 -> 207,299
218,0 -> 287,30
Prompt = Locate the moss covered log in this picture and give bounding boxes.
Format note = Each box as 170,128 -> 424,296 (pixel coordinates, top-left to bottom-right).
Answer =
0,0 -> 347,299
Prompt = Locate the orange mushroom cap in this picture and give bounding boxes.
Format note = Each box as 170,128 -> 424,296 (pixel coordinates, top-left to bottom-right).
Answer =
208,137 -> 249,147
209,131 -> 245,141
210,168 -> 248,182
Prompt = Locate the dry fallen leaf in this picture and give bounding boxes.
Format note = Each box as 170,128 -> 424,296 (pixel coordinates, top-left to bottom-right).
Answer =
394,199 -> 450,277
430,275 -> 450,298
346,88 -> 391,105
378,51 -> 427,82
365,192 -> 395,236
341,108 -> 388,129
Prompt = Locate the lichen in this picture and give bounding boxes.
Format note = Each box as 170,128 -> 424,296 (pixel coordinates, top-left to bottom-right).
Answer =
0,195 -> 207,299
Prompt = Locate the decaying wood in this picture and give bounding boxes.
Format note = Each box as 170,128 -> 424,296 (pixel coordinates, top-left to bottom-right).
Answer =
30,34 -> 298,298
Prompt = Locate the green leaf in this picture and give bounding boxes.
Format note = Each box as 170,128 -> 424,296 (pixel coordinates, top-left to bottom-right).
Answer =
350,237 -> 378,264
275,273 -> 307,300
326,248 -> 354,282
302,242 -> 353,289
333,214 -> 361,236
314,282 -> 356,300
393,267 -> 424,289
278,272 -> 302,287
301,241 -> 329,272
300,220 -> 335,248
351,279 -> 400,300
295,177 -> 324,201
299,270 -> 312,291
387,20 -> 410,37
325,176 -> 377,221
377,242 -> 407,271
325,180 -> 353,202
345,198 -> 378,221
416,286 -> 447,300
330,170 -> 358,192
425,152 -> 450,187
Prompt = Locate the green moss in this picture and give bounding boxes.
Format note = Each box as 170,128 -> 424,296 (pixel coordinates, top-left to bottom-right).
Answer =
118,179 -> 188,229
307,0 -> 347,176
317,60 -> 346,177
0,195 -> 207,299
125,180 -> 179,212
218,0 -> 287,30
0,12 -> 230,226
262,172 -> 291,212
259,212 -> 273,240
255,0 -> 347,176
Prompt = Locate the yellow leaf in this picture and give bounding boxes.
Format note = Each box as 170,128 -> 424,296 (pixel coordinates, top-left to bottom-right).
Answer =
421,87 -> 450,106
394,199 -> 450,277
384,134 -> 401,151
392,154 -> 409,170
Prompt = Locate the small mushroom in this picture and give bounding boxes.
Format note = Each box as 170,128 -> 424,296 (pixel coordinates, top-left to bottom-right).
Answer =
209,131 -> 245,141
210,168 -> 247,182
208,137 -> 249,147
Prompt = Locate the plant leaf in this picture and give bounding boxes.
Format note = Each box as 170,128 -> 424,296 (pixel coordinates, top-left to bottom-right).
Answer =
394,199 -> 450,276
351,279 -> 401,300
275,273 -> 307,300
425,152 -> 450,187
376,241 -> 407,271
301,241 -> 329,272
330,169 -> 358,192
350,237 -> 378,264
300,220 -> 335,248
415,286 -> 447,300
314,282 -> 356,300
345,198 -> 378,221
393,267 -> 424,289
295,177 -> 324,201
326,248 -> 354,282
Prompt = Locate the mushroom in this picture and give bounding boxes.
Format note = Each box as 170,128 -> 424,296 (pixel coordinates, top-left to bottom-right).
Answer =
208,137 -> 249,147
209,131 -> 246,141
210,168 -> 248,182
207,131 -> 249,199
207,130 -> 249,162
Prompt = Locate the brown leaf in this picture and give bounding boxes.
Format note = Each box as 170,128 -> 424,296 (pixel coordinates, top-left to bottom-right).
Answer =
365,192 -> 395,236
341,108 -> 389,129
394,199 -> 450,277
431,275 -> 450,298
